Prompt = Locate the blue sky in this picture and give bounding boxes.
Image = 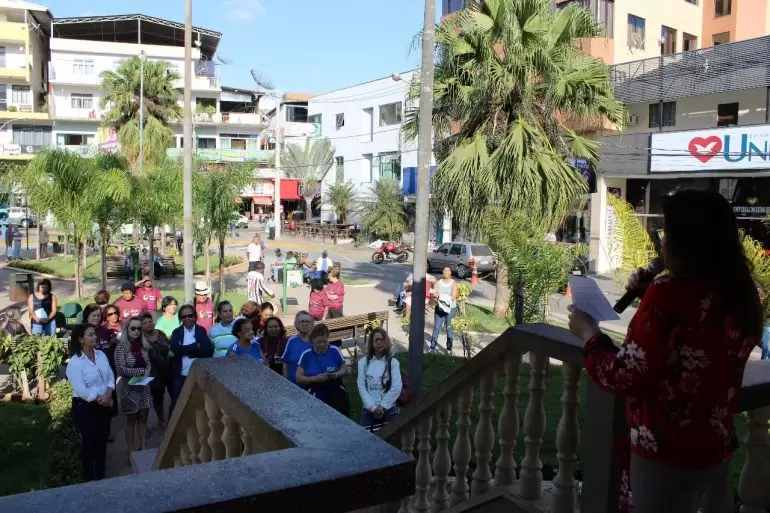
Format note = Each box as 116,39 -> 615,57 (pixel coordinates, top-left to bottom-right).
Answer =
42,0 -> 434,95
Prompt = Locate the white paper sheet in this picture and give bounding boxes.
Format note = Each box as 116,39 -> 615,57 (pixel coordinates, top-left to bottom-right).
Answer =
567,276 -> 620,322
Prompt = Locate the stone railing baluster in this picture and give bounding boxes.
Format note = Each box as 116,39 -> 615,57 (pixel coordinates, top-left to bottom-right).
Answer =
472,372 -> 495,497
552,363 -> 581,513
196,407 -> 212,463
221,412 -> 241,459
495,352 -> 523,487
398,427 -> 417,513
519,352 -> 548,500
240,426 -> 253,456
179,443 -> 191,466
431,402 -> 452,512
186,424 -> 201,465
414,417 -> 434,513
451,388 -> 473,506
739,406 -> 770,513
204,394 -> 225,460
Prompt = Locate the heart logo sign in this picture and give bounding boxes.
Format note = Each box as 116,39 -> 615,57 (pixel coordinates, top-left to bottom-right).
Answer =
688,136 -> 723,163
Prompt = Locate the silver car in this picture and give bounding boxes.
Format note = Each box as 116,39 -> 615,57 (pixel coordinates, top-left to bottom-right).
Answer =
427,242 -> 496,279
3,207 -> 35,228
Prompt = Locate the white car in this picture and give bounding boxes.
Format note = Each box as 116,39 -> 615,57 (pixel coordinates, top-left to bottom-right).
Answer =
233,214 -> 249,229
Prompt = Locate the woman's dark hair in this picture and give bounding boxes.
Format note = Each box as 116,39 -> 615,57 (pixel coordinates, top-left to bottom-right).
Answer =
215,300 -> 232,323
255,261 -> 266,272
662,189 -> 762,337
68,324 -> 92,357
261,302 -> 274,314
94,289 -> 111,305
36,278 -> 52,293
104,303 -> 120,321
309,323 -> 330,341
231,317 -> 252,338
82,303 -> 103,326
240,301 -> 259,318
139,311 -> 154,323
310,278 -> 325,292
263,316 -> 286,340
178,304 -> 196,319
161,296 -> 177,312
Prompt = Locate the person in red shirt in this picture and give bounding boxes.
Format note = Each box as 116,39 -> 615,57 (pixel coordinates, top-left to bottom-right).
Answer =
114,282 -> 147,326
135,275 -> 162,312
569,189 -> 762,513
324,268 -> 345,319
194,281 -> 214,333
308,279 -> 327,321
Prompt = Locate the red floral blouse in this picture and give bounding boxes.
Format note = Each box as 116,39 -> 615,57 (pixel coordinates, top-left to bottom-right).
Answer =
584,275 -> 758,511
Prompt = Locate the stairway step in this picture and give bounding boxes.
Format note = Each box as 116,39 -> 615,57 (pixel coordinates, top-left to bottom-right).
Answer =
130,448 -> 157,474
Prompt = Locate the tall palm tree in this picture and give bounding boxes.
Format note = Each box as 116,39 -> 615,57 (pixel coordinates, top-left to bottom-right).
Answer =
404,0 -> 624,316
361,178 -> 407,241
18,149 -> 130,298
100,57 -> 181,169
281,138 -> 335,219
325,181 -> 358,224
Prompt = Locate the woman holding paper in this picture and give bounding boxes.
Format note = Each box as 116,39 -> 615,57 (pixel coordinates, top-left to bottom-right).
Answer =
28,278 -> 57,336
114,316 -> 152,462
568,189 -> 762,513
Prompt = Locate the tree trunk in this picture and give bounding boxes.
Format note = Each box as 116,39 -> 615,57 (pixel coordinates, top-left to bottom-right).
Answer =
100,226 -> 108,291
218,236 -> 226,294
160,226 -> 167,255
35,351 -> 48,401
19,369 -> 30,400
75,236 -> 83,299
493,260 -> 510,318
148,226 -> 155,281
35,218 -> 40,260
204,235 -> 212,291
305,197 -> 313,222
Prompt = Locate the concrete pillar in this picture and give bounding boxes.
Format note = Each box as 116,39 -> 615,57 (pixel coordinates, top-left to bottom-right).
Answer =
442,210 -> 453,244
589,176 -> 626,275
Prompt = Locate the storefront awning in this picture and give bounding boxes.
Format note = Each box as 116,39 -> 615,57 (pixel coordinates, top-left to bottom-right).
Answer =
280,179 -> 301,200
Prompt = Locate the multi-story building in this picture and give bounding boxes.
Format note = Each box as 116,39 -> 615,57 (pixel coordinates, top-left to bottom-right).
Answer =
0,0 -> 52,162
593,34 -> 770,272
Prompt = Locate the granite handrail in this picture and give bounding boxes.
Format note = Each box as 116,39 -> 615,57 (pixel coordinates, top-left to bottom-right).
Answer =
0,357 -> 414,513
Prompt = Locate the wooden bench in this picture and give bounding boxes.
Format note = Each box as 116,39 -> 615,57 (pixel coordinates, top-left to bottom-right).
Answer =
106,254 -> 177,278
285,310 -> 389,346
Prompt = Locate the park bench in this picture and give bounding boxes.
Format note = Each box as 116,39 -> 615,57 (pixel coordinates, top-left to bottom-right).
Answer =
105,254 -> 177,279
285,310 -> 389,361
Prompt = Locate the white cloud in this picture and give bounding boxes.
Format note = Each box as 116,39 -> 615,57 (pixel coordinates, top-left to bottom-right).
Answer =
224,0 -> 266,24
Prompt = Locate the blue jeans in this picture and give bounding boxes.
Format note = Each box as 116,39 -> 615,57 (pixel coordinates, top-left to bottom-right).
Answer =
12,240 -> 20,259
761,326 -> 770,360
394,284 -> 405,308
430,308 -> 456,351
361,406 -> 400,432
31,318 -> 57,336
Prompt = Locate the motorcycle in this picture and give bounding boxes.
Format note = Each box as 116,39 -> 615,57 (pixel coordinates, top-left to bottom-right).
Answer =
371,241 -> 410,264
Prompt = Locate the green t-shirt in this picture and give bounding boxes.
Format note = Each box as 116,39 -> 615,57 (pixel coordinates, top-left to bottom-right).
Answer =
155,315 -> 180,338
285,257 -> 297,266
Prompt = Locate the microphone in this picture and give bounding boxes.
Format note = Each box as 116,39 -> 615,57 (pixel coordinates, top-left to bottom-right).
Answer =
613,257 -> 664,313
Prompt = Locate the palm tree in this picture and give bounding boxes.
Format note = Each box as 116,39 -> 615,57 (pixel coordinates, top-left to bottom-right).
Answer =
100,57 -> 181,169
281,138 -> 335,219
193,163 -> 253,292
325,181 -> 357,224
403,0 -> 624,316
361,178 -> 407,241
18,149 -> 129,298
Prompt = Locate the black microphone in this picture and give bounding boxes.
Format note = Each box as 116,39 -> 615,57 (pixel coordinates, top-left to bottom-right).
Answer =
613,257 -> 664,313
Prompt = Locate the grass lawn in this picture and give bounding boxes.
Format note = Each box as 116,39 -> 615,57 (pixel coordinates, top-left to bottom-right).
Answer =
9,255 -> 243,281
344,353 -> 754,486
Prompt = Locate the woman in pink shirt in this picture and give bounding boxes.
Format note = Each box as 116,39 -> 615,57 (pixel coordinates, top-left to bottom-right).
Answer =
324,268 -> 345,319
136,276 -> 162,312
308,279 -> 327,321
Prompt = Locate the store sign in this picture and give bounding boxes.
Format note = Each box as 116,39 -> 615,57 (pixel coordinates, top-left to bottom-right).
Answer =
651,125 -> 770,172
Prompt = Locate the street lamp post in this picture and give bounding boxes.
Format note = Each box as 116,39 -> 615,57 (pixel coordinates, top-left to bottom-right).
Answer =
139,49 -> 146,176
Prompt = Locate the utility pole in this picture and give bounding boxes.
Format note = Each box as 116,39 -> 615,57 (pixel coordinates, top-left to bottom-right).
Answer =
408,0 -> 436,400
274,96 -> 282,239
182,0 -> 194,304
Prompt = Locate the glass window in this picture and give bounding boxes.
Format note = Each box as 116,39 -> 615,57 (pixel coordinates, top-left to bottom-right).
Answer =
683,33 -> 698,52
649,102 -> 676,128
13,125 -> 51,146
471,244 -> 493,256
661,26 -> 677,55
442,0 -> 464,15
0,47 -> 6,67
379,102 -> 402,127
378,151 -> 401,180
72,59 -> 95,75
285,104 -> 308,123
715,0 -> 731,17
11,85 -> 30,105
449,244 -> 463,255
336,113 -> 345,129
335,156 -> 344,184
717,103 -> 739,127
713,32 -> 730,45
71,93 -> 93,110
437,244 -> 450,254
627,14 -> 646,49
0,84 -> 7,110
196,137 -> 216,149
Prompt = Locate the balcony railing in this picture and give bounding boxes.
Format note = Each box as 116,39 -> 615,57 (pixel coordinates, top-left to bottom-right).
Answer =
166,148 -> 271,163
0,357 -> 414,513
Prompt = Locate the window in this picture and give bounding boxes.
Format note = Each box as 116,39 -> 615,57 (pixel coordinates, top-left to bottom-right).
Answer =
70,93 -> 93,110
284,104 -> 308,123
449,244 -> 463,256
661,26 -> 677,55
378,152 -> 401,180
649,102 -> 676,128
220,134 -> 258,150
685,0 -> 697,3
72,59 -> 95,75
308,113 -> 322,136
379,102 -> 402,127
56,134 -> 92,146
715,0 -> 731,17
0,47 -> 6,68
196,137 -> 216,149
717,103 -> 739,127
11,85 -> 30,105
442,0 -> 464,15
336,113 -> 345,130
0,84 -> 6,110
13,125 -> 51,146
683,33 -> 698,52
713,32 -> 730,45
627,14 -> 646,49
335,156 -> 344,183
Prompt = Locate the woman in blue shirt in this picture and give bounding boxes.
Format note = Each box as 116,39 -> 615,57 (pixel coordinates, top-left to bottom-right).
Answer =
281,311 -> 315,384
227,318 -> 266,363
210,301 -> 237,357
296,324 -> 349,415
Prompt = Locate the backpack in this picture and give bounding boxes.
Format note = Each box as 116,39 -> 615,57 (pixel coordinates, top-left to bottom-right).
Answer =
384,357 -> 411,406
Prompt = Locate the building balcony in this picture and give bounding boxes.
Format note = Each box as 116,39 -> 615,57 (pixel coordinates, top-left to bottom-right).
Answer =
166,147 -> 271,163
0,103 -> 49,121
0,22 -> 29,44
0,66 -> 28,80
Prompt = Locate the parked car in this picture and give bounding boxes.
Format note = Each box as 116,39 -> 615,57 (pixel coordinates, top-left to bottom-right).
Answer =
232,213 -> 249,229
1,207 -> 36,228
427,241 -> 496,279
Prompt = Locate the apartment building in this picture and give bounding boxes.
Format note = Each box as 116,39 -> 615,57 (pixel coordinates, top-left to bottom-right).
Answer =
0,0 -> 51,161
592,35 -> 770,272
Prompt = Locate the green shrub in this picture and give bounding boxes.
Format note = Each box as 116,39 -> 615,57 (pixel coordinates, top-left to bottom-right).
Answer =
46,380 -> 82,488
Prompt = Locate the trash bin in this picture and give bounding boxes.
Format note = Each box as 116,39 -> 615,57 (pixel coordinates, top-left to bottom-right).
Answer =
10,272 -> 33,302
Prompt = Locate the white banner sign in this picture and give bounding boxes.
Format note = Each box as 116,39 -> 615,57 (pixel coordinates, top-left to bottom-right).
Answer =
650,125 -> 770,172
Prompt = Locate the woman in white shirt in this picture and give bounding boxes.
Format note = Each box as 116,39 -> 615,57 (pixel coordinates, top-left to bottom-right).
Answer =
356,328 -> 402,432
66,323 -> 115,481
